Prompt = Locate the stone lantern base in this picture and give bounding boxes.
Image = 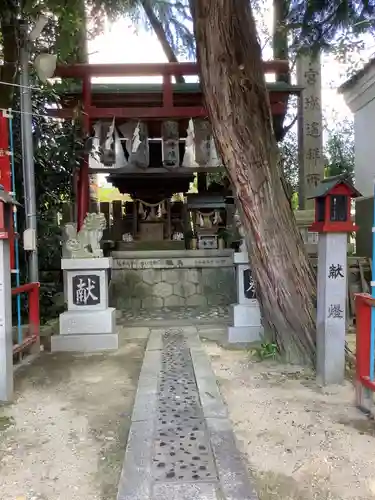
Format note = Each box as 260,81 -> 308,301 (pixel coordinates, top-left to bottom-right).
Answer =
227,252 -> 263,344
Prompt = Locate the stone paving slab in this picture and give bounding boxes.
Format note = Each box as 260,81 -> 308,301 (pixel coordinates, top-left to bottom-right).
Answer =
190,346 -> 228,419
117,326 -> 257,500
207,417 -> 259,500
118,306 -> 230,327
118,326 -> 151,339
152,483 -> 219,500
117,421 -> 153,500
147,330 -> 163,351
131,350 -> 161,422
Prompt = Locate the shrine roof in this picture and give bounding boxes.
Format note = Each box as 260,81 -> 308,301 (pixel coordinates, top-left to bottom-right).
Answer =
308,175 -> 361,198
339,57 -> 375,93
60,81 -> 302,95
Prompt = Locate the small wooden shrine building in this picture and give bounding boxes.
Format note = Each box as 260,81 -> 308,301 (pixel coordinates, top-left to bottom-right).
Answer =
50,61 -> 299,250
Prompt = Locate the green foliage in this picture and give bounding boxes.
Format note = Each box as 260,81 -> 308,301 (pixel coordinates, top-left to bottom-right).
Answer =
278,118 -> 355,207
10,80 -> 78,321
288,0 -> 375,52
253,342 -> 278,361
124,0 -> 195,58
324,118 -> 354,180
279,130 -> 299,194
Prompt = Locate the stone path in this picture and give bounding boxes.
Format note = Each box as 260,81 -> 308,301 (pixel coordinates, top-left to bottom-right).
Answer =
119,306 -> 230,325
117,325 -> 257,500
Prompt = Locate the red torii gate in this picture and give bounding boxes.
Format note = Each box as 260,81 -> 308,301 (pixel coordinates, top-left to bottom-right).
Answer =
52,60 -> 291,229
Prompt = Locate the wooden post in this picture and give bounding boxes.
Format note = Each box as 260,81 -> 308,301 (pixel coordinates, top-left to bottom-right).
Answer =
77,76 -> 91,229
167,199 -> 172,239
100,202 -> 110,240
197,172 -> 207,192
112,200 -> 123,241
132,200 -> 138,238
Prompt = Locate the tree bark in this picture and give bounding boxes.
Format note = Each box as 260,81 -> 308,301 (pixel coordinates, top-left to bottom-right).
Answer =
190,0 -> 316,365
141,0 -> 185,83
0,8 -> 19,109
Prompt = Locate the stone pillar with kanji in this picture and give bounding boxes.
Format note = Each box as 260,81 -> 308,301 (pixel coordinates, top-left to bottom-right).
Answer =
297,52 -> 325,209
310,176 -> 360,385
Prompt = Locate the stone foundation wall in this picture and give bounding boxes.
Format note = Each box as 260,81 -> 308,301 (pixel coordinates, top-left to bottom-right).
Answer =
110,250 -> 236,310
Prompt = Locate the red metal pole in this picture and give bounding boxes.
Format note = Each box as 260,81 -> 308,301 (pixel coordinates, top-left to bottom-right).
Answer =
0,114 -> 11,192
78,76 -> 91,230
28,282 -> 40,337
0,112 -> 14,269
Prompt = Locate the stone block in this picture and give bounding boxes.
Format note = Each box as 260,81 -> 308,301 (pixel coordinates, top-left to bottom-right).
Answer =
228,326 -> 262,344
185,281 -> 197,297
206,417 -> 258,500
142,296 -> 164,309
152,484 -> 219,500
190,347 -> 227,418
161,269 -> 183,284
61,256 -> 112,270
60,308 -> 116,335
186,268 -> 200,284
230,303 -> 261,327
202,267 -> 236,304
172,281 -> 197,298
118,326 -> 150,339
133,282 -> 150,299
172,282 -> 184,297
142,268 -> 161,285
116,421 -> 153,500
186,294 -> 208,307
51,333 -> 118,352
153,281 -> 173,297
164,295 -> 184,307
114,295 -> 142,310
228,303 -> 263,344
207,293 -> 228,306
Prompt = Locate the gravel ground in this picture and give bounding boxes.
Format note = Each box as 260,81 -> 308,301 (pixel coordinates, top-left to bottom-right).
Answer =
0,340 -> 145,500
204,342 -> 375,500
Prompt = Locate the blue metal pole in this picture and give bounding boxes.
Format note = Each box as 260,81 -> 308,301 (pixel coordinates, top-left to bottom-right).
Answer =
9,117 -> 22,345
370,180 -> 375,380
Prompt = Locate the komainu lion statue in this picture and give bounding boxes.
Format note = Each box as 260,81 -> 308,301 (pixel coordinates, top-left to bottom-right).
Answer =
63,213 -> 107,258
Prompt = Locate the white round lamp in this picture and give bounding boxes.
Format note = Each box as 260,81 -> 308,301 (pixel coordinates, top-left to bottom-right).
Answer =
34,53 -> 57,82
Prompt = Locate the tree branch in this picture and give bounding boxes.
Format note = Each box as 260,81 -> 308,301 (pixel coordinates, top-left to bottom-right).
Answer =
141,0 -> 185,83
281,114 -> 298,139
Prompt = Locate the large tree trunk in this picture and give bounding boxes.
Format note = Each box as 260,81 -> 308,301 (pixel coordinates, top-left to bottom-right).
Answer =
190,0 -> 316,365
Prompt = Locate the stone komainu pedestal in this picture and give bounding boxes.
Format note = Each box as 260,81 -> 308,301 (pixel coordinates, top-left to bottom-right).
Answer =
227,252 -> 263,343
52,257 -> 118,352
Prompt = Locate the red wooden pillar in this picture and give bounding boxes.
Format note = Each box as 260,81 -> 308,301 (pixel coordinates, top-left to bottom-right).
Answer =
77,76 -> 91,230
0,111 -> 14,269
